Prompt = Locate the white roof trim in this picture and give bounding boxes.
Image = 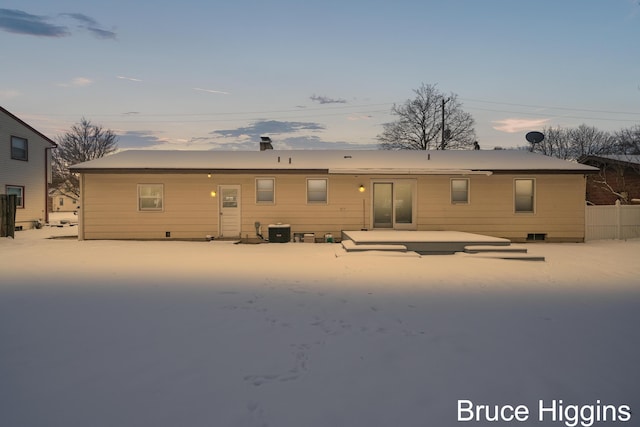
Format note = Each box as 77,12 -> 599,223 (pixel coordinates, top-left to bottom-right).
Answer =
329,168 -> 493,175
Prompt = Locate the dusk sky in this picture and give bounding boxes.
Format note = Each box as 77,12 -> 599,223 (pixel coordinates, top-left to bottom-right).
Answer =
2,0 -> 639,151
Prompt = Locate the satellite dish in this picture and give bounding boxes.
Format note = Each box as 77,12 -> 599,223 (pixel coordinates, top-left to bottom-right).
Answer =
525,131 -> 544,144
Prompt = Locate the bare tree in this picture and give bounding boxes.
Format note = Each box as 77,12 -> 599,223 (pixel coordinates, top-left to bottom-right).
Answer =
614,124 -> 640,154
378,83 -> 476,150
52,118 -> 118,198
581,154 -> 640,204
531,126 -> 573,159
568,124 -> 614,159
531,124 -> 614,160
530,123 -> 640,203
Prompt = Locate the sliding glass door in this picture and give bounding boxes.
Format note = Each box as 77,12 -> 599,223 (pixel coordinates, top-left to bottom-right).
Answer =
372,180 -> 416,229
373,183 -> 393,228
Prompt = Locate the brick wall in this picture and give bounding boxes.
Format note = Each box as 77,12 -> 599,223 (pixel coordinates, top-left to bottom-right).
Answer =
586,166 -> 640,205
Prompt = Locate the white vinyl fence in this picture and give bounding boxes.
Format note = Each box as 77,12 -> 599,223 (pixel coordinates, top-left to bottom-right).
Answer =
585,202 -> 640,241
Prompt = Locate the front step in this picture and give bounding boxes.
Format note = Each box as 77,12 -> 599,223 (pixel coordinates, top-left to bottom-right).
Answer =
463,244 -> 544,261
464,245 -> 528,254
465,253 -> 546,261
341,239 -> 407,252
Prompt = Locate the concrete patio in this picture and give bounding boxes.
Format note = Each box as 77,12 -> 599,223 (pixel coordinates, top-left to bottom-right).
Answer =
341,230 -> 511,255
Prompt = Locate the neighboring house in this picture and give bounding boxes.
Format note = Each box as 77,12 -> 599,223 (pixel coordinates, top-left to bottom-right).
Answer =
70,149 -> 598,242
0,106 -> 57,230
49,188 -> 80,212
579,155 -> 640,205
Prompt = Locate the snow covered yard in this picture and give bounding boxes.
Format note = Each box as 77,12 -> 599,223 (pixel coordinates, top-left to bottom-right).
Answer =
1,228 -> 639,427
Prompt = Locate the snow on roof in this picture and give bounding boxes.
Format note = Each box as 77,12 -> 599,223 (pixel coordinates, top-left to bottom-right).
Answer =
582,154 -> 640,165
70,149 -> 599,173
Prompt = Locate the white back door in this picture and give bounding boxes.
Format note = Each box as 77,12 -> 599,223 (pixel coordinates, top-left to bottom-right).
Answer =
219,185 -> 241,238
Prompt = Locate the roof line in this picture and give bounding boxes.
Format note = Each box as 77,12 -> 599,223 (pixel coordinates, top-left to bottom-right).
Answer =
69,167 -> 331,174
0,106 -> 57,147
328,168 -> 493,175
579,154 -> 640,167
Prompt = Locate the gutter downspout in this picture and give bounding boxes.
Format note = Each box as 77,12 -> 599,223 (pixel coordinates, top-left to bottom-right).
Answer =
78,173 -> 85,240
44,147 -> 54,226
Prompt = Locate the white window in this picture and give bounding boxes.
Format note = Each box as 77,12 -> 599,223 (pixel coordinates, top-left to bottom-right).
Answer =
307,178 -> 327,203
256,178 -> 274,203
514,179 -> 535,213
138,184 -> 163,211
6,185 -> 24,208
451,178 -> 469,204
11,136 -> 28,161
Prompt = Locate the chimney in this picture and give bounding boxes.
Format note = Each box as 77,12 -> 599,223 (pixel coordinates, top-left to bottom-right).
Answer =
260,136 -> 273,151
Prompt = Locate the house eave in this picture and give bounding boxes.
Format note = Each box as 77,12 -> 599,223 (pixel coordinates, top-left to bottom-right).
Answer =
71,167 -> 597,175
69,168 -> 331,175
579,155 -> 640,169
0,106 -> 57,147
328,168 -> 494,176
490,169 -> 599,175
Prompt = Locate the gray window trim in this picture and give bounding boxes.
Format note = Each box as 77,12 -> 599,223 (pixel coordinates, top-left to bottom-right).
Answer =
6,185 -> 25,208
10,136 -> 28,161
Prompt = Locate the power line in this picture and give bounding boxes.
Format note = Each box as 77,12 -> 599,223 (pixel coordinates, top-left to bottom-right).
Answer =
461,98 -> 640,117
465,106 -> 640,123
28,103 -> 394,118
23,97 -> 640,126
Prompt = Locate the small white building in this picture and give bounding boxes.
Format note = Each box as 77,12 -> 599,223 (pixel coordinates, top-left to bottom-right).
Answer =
49,188 -> 81,213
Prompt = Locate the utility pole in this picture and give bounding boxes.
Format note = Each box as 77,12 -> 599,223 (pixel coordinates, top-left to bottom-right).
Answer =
441,97 -> 450,150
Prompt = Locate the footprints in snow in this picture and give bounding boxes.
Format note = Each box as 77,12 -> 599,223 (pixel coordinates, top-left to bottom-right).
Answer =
245,400 -> 269,427
218,287 -> 427,388
243,343 -> 314,387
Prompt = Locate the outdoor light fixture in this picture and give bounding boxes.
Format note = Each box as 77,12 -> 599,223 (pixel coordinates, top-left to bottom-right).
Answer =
207,173 -> 212,178
210,190 -> 217,197
359,185 -> 365,193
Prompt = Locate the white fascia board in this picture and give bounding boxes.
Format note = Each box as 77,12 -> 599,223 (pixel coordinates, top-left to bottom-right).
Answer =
328,168 -> 493,176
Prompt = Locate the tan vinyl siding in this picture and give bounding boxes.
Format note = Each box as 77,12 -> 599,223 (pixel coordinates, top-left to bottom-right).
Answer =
79,172 -> 587,242
414,174 -> 586,242
250,175 -> 366,236
82,173 -> 218,239
50,189 -> 80,212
